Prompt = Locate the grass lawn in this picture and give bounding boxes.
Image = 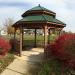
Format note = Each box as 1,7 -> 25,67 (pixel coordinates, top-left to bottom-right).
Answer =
38,58 -> 75,75
23,34 -> 57,47
7,34 -> 57,47
0,53 -> 15,73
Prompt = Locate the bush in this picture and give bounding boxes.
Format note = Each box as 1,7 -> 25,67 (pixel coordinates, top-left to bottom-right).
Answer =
0,37 -> 10,55
46,33 -> 75,70
9,38 -> 20,54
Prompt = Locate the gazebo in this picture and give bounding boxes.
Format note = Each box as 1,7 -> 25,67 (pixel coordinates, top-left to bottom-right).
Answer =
13,5 -> 66,56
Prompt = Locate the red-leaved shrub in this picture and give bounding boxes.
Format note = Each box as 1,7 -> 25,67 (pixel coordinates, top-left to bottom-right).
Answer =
0,37 -> 11,55
46,33 -> 75,70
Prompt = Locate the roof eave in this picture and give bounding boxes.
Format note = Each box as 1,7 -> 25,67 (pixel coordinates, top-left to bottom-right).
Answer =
12,20 -> 66,28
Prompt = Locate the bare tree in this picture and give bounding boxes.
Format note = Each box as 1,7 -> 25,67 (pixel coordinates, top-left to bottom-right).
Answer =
4,18 -> 15,36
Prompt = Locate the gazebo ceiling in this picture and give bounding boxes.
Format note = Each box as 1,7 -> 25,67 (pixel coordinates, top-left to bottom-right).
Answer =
13,5 -> 66,28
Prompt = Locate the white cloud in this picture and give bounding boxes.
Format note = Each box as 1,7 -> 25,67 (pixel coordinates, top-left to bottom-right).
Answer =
0,0 -> 24,3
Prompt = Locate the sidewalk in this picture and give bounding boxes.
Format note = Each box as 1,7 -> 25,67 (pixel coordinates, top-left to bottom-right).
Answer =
1,48 -> 44,75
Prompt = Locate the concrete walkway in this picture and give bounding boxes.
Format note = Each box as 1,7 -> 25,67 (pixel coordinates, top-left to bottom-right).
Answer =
1,48 -> 44,75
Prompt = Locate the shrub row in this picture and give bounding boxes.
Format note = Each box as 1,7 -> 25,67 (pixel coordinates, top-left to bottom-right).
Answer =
46,33 -> 75,70
0,37 -> 10,55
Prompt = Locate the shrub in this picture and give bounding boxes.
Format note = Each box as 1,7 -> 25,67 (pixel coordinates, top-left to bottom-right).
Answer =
46,33 -> 75,70
0,37 -> 10,55
9,38 -> 20,54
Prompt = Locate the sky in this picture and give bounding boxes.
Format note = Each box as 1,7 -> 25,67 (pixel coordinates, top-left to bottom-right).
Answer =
0,0 -> 75,32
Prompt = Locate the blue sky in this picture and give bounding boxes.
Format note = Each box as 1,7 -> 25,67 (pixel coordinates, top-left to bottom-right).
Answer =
0,0 -> 75,32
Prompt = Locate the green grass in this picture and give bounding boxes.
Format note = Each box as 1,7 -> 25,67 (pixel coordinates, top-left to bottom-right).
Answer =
23,34 -> 57,41
23,34 -> 44,47
23,34 -> 57,47
38,58 -> 75,75
38,58 -> 61,75
5,34 -> 57,47
0,53 -> 15,73
6,34 -> 57,41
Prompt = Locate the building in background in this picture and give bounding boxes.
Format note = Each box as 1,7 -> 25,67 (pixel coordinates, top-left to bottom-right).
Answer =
0,29 -> 7,36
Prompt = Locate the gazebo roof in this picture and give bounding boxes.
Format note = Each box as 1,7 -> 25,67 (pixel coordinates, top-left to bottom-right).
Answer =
22,5 -> 56,17
26,5 -> 55,13
13,5 -> 66,28
18,14 -> 65,25
28,5 -> 53,11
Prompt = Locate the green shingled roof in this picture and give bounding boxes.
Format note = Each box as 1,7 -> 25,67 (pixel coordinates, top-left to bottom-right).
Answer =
19,14 -> 65,25
27,5 -> 55,14
13,5 -> 66,27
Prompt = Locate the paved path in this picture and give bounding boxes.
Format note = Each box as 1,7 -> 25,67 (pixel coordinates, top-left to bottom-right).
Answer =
1,48 -> 44,75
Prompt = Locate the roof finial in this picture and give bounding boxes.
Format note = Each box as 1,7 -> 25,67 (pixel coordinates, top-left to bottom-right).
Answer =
38,4 -> 40,6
